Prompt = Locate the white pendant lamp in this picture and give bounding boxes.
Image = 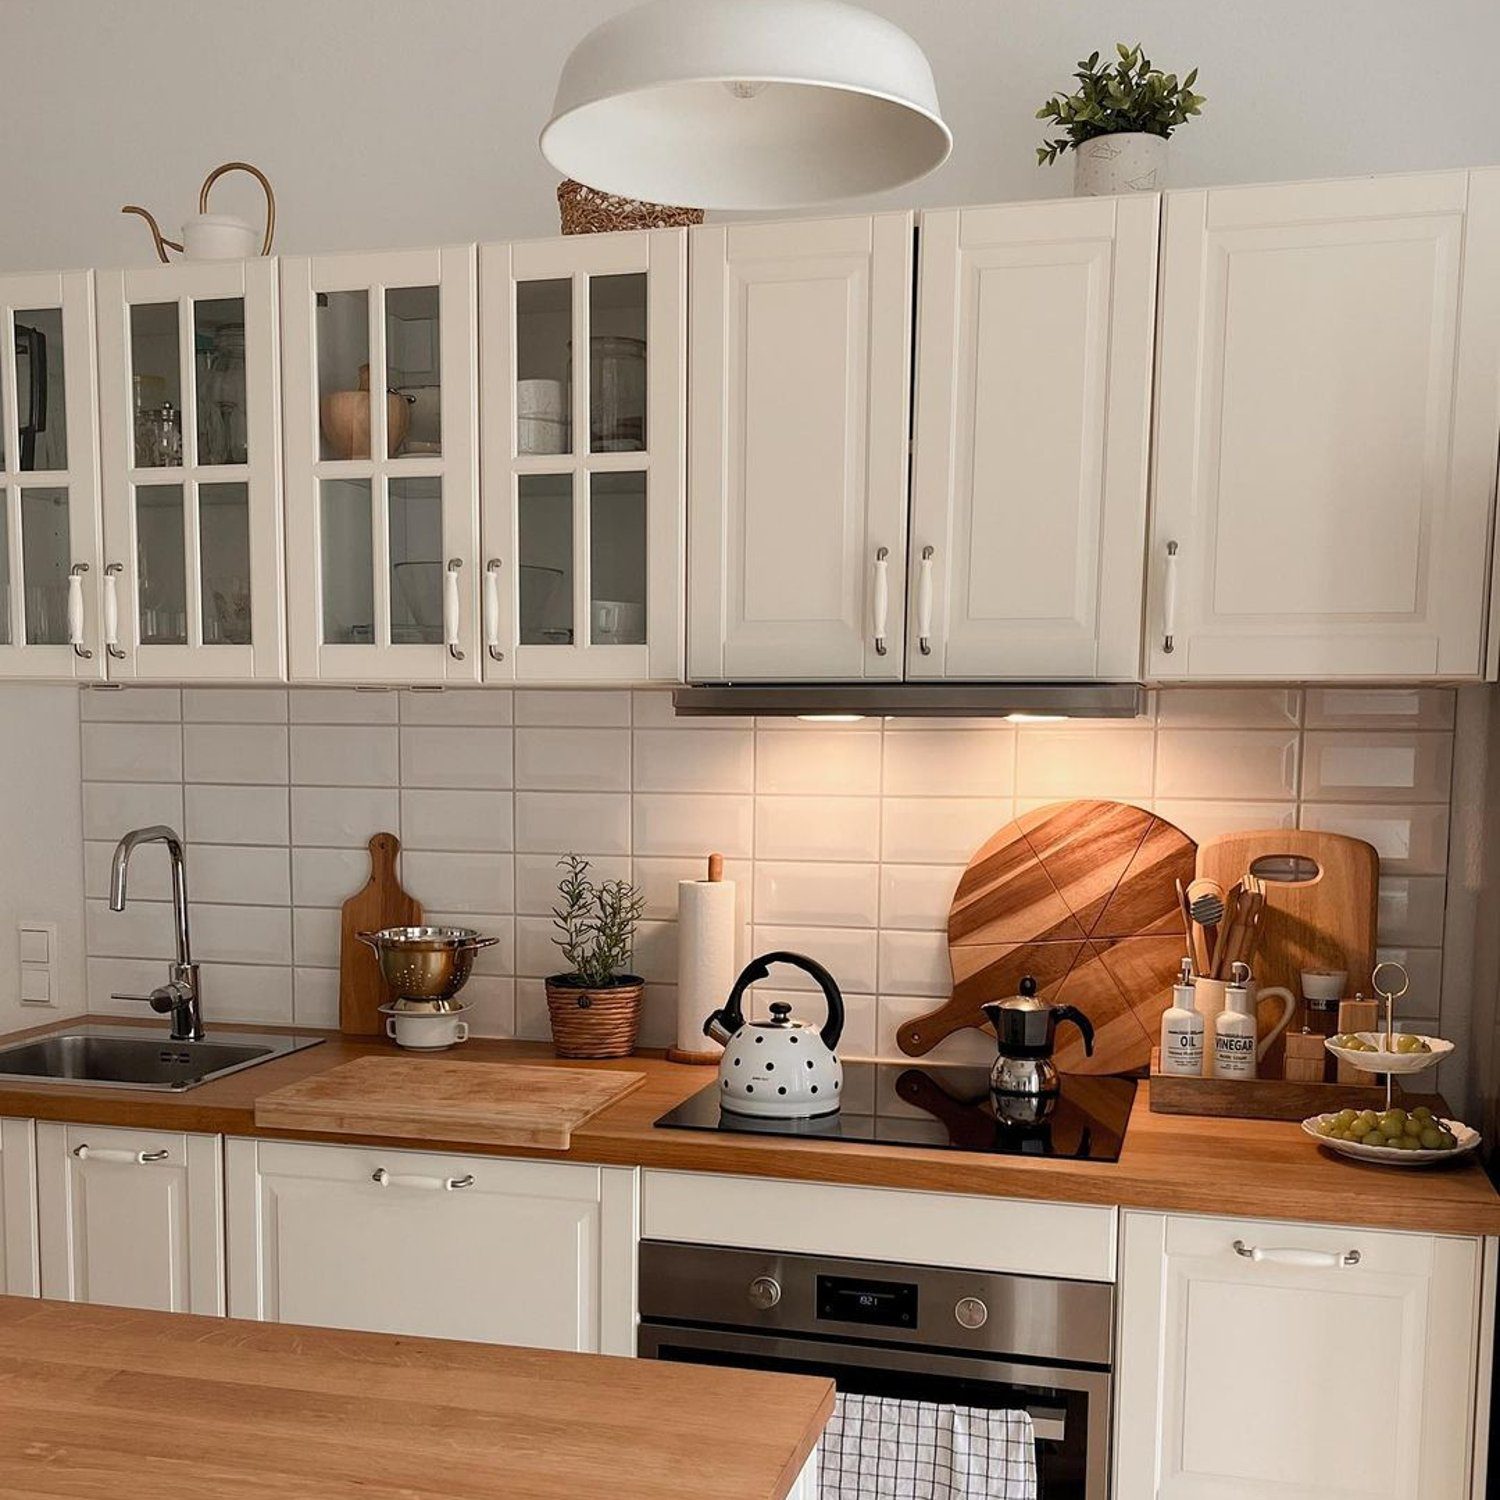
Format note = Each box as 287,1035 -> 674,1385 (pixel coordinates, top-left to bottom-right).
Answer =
541,0 -> 952,210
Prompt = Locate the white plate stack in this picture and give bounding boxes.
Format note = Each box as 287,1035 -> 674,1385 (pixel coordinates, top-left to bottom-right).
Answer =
671,854 -> 738,1065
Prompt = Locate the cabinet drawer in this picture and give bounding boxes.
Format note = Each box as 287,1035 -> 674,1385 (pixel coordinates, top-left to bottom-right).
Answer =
1165,1212 -> 1441,1277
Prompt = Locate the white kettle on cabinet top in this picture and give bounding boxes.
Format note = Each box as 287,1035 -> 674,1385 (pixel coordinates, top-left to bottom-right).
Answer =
704,951 -> 845,1120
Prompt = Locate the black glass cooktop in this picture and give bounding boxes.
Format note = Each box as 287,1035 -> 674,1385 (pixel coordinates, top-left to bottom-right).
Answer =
654,1062 -> 1137,1162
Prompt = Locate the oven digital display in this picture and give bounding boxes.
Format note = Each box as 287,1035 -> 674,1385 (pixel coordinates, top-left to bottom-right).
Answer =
815,1274 -> 917,1329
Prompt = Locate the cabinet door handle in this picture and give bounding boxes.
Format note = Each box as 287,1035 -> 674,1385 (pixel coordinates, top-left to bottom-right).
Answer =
103,563 -> 126,659
872,547 -> 889,655
444,557 -> 465,661
371,1167 -> 475,1192
1161,541 -> 1179,654
67,563 -> 92,659
1233,1239 -> 1360,1268
917,545 -> 935,656
73,1144 -> 170,1164
484,558 -> 503,662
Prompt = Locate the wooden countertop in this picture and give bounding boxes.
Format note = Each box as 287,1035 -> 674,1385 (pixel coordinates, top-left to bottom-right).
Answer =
0,1297 -> 832,1500
3,1016 -> 1498,1237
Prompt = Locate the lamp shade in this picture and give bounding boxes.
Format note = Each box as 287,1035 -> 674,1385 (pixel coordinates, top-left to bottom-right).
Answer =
540,0 -> 952,210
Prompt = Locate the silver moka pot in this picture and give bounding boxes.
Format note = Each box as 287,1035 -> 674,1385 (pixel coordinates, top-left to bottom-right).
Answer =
981,976 -> 1096,1123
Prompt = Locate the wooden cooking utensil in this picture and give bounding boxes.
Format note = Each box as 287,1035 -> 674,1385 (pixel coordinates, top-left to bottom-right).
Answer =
1335,996 -> 1380,1084
339,833 -> 423,1035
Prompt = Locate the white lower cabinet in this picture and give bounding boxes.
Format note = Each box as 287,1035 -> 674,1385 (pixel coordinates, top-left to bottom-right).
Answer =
225,1138 -> 637,1354
0,1118 -> 39,1296
36,1121 -> 224,1314
1115,1211 -> 1488,1500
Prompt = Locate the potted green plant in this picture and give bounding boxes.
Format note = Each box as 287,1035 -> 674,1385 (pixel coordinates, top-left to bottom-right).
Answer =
1036,44 -> 1205,196
545,854 -> 646,1059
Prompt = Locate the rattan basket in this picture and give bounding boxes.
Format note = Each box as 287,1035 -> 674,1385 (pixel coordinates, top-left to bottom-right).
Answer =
557,179 -> 705,235
545,976 -> 646,1059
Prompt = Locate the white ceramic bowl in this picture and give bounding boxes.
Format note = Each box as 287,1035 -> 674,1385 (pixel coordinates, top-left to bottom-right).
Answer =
1300,1112 -> 1479,1167
379,1003 -> 471,1050
1323,1032 -> 1453,1076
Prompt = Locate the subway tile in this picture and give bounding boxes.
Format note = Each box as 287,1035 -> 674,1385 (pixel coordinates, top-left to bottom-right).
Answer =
291,725 -> 400,786
400,789 -> 513,852
84,839 -> 170,902
186,784 -> 288,846
79,686 -> 180,722
878,865 -> 964,931
514,853 -> 631,915
1377,876 -> 1447,948
183,723 -> 288,784
462,975 -> 516,1038
291,846 -> 371,907
880,797 -> 1010,864
422,914 -> 515,976
86,898 -> 174,960
633,729 -> 754,793
633,689 -> 750,730
400,726 -> 513,790
1014,727 -> 1154,800
81,722 -> 182,784
1151,799 -> 1296,845
400,689 -> 513,726
877,997 -> 994,1066
293,967 -> 339,1028
633,855 -> 752,926
1300,731 -> 1453,804
1299,803 -> 1450,875
515,916 -> 564,979
195,962 -> 294,1025
632,919 -> 679,984
402,851 -> 514,914
514,728 -> 630,791
290,786 -> 399,847
83,782 -> 183,842
516,792 -> 629,855
87,957 -> 166,1016
515,978 -> 550,1041
753,862 -> 879,927
878,929 -> 952,996
1155,688 -> 1301,728
1154,729 -> 1299,800
182,688 -> 288,723
755,730 -> 882,794
293,907 -> 341,969
750,926 -> 876,993
190,903 -> 292,966
880,729 -> 1014,797
289,688 -> 399,724
1373,946 -> 1444,1013
515,689 -> 631,727
747,988 -> 879,1060
1303,687 -> 1456,731
636,984 -> 680,1050
190,844 -> 290,906
757,796 -> 881,862
633,794 -> 754,858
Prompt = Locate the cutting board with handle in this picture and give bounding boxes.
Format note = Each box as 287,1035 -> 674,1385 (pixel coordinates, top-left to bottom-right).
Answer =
340,833 -> 423,1035
897,800 -> 1197,1075
255,1056 -> 647,1150
1196,829 -> 1379,1005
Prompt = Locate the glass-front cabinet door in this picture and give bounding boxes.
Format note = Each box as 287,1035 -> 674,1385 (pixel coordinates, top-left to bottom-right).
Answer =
96,259 -> 283,680
0,271 -> 104,679
479,230 -> 684,681
282,247 -> 478,682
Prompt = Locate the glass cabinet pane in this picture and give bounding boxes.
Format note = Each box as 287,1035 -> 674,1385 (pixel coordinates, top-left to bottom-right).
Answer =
130,303 -> 182,468
317,290 -> 371,461
14,307 -> 67,470
200,482 -> 251,644
389,476 -> 443,645
518,473 -> 573,645
320,479 -> 375,644
135,484 -> 187,644
385,286 -> 440,458
589,274 -> 646,453
20,487 -> 70,645
516,280 -> 571,456
589,472 -> 648,644
194,298 -> 248,466
0,492 -> 10,644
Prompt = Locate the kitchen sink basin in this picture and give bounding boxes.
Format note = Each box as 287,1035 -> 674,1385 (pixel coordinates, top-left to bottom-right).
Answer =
0,1027 -> 323,1092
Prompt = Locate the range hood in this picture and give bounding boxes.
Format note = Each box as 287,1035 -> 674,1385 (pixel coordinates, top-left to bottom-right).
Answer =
673,683 -> 1146,720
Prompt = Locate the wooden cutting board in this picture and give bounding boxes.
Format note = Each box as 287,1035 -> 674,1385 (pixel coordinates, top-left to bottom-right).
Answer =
255,1056 -> 648,1150
339,833 -> 423,1035
1196,829 -> 1380,1002
897,800 -> 1197,1074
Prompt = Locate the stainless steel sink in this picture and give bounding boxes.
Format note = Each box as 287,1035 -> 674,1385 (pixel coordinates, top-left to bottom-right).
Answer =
0,1026 -> 323,1092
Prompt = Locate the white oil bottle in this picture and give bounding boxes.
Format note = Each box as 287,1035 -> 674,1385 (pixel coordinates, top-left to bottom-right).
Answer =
1213,961 -> 1259,1080
1159,958 -> 1205,1077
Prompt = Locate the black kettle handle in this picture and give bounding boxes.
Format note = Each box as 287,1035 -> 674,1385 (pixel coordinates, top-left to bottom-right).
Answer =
1053,1004 -> 1095,1057
705,951 -> 845,1050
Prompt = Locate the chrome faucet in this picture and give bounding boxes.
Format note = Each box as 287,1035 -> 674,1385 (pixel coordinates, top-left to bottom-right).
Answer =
109,825 -> 204,1041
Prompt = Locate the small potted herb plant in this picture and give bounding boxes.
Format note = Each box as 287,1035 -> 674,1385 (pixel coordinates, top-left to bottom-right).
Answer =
1036,44 -> 1205,196
546,854 -> 646,1059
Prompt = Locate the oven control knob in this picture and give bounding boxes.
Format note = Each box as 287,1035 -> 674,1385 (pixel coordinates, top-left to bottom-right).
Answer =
747,1276 -> 782,1311
954,1296 -> 988,1330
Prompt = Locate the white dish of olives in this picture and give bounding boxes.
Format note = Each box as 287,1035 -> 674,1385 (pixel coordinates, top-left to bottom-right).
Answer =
1323,1031 -> 1454,1076
1301,1106 -> 1479,1165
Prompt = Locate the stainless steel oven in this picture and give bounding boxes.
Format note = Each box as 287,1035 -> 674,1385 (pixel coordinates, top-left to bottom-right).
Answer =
638,1241 -> 1112,1499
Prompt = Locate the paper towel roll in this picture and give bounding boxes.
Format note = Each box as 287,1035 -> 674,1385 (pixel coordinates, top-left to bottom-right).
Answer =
673,875 -> 738,1061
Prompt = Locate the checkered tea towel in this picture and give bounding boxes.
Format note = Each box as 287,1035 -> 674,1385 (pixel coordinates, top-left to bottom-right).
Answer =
819,1393 -> 1038,1499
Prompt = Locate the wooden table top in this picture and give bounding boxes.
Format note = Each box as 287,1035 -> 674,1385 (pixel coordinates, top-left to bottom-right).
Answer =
2,1016 -> 1498,1237
0,1298 -> 833,1500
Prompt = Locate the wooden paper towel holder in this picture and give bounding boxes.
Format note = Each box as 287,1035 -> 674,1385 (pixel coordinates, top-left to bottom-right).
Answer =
668,853 -> 733,1066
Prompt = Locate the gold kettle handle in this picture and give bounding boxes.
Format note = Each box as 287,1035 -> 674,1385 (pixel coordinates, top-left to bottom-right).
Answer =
119,205 -> 183,264
197,161 -> 276,256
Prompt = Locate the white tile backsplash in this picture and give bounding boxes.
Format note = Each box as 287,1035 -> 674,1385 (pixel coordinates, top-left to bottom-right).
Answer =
186,784 -> 288,846
514,728 -> 630,791
81,721 -> 182,782
399,789 -> 513,853
290,725 -> 400,786
182,723 -> 288,785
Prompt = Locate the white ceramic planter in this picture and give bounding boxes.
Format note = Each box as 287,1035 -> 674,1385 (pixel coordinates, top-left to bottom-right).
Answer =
1073,132 -> 1168,196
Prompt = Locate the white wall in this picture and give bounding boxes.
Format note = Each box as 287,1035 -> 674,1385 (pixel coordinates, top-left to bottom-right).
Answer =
2,0 -> 1499,273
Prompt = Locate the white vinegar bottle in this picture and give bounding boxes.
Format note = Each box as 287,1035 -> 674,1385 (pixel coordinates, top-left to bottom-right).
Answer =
1214,962 -> 1259,1081
1159,958 -> 1205,1077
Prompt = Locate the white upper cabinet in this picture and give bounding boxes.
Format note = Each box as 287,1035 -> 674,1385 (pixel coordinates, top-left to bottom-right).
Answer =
480,229 -> 685,682
282,247 -> 479,683
909,196 -> 1158,680
96,259 -> 284,681
688,213 -> 913,681
0,272 -> 104,680
1147,169 -> 1500,680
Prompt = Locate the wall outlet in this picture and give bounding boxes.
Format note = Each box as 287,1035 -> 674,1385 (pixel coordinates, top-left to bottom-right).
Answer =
18,921 -> 57,1007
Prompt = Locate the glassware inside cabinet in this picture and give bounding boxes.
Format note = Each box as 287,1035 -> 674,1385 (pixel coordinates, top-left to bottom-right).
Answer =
135,483 -> 187,645
588,273 -> 646,453
589,471 -> 647,644
13,307 -> 67,471
317,290 -> 372,461
129,303 -> 182,468
385,286 -> 440,458
20,487 -> 70,645
194,298 -> 248,466
515,279 -> 571,456
200,481 -> 251,644
518,472 -> 573,644
319,478 -> 375,645
389,476 -> 444,645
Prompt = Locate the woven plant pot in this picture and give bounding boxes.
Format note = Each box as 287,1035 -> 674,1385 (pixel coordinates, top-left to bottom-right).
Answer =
545,975 -> 645,1059
557,179 -> 705,236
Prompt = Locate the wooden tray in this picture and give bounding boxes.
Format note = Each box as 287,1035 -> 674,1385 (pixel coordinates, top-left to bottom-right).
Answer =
1148,1049 -> 1414,1121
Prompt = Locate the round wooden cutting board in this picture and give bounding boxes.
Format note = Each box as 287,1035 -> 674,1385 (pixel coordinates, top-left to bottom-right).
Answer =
896,800 -> 1197,1074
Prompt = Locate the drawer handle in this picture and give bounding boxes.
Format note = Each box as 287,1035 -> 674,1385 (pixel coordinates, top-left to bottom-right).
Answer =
916,545 -> 935,656
1161,540 -> 1179,654
1233,1239 -> 1360,1269
371,1168 -> 475,1192
444,557 -> 465,662
872,546 -> 889,656
73,1144 -> 170,1165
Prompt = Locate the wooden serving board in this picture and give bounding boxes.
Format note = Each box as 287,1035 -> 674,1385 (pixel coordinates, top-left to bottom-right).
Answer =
339,833 -> 422,1035
255,1056 -> 648,1150
897,800 -> 1197,1074
1147,1049 -> 1402,1120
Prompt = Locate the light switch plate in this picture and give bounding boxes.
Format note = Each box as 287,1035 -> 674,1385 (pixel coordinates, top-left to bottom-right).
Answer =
18,964 -> 50,1005
18,922 -> 53,966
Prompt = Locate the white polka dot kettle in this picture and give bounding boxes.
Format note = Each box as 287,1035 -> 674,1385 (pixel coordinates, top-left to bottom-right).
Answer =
704,951 -> 845,1120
